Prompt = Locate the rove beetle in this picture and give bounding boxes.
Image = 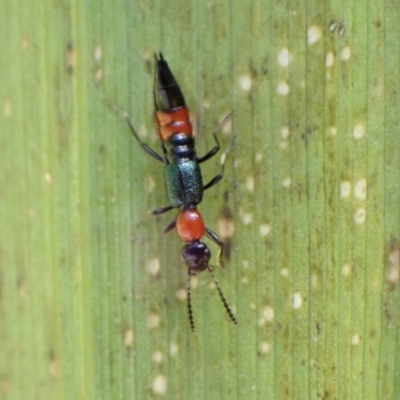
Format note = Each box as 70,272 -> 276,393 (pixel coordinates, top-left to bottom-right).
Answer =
109,53 -> 237,331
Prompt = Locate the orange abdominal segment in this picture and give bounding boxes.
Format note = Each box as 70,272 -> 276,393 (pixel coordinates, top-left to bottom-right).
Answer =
155,107 -> 192,140
176,209 -> 205,242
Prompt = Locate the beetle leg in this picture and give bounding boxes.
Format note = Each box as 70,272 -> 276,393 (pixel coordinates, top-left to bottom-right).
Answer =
205,227 -> 224,268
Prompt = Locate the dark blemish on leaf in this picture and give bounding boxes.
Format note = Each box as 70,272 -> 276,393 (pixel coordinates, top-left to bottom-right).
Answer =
221,206 -> 233,221
249,61 -> 258,79
223,190 -> 230,203
66,42 -> 75,74
261,56 -> 268,75
369,328 -> 376,339
301,127 -> 312,140
218,191 -> 235,262
144,57 -> 153,74
223,238 -> 232,261
328,20 -> 337,32
338,21 -> 346,37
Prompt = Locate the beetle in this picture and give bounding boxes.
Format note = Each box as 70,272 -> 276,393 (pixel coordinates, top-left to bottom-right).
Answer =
109,53 -> 237,331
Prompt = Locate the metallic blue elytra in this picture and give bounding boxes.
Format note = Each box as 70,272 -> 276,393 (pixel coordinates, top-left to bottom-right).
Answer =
164,161 -> 203,208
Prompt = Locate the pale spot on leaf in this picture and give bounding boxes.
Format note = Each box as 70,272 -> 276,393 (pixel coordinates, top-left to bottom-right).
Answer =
292,292 -> 303,309
354,178 -> 367,200
278,47 -> 291,67
353,208 -> 366,225
340,181 -> 351,199
152,375 -> 167,396
277,81 -> 290,95
147,258 -> 160,276
307,26 -> 322,44
340,46 -> 351,61
353,124 -> 365,139
239,74 -> 252,91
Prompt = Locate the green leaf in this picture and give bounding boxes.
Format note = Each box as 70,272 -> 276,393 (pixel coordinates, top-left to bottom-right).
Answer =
1,0 -> 399,399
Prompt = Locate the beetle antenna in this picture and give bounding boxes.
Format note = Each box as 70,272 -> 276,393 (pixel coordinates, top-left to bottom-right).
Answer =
207,267 -> 237,325
211,110 -> 235,137
187,274 -> 195,332
103,98 -> 138,136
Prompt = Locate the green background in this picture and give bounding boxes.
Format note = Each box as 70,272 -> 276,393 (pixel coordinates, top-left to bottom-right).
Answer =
0,0 -> 399,399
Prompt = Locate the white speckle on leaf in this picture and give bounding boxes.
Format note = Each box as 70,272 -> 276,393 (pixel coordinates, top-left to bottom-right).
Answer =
66,47 -> 75,70
255,152 -> 263,162
279,140 -> 288,149
246,175 -> 254,192
43,172 -> 52,185
202,97 -> 211,109
152,375 -> 167,396
342,263 -> 352,276
175,288 -> 186,301
353,124 -> 365,139
340,46 -> 351,61
351,334 -> 361,346
307,26 -> 322,45
94,44 -> 102,61
241,276 -> 249,285
325,52 -> 335,67
189,276 -> 198,289
239,74 -> 252,91
311,273 -> 319,289
278,47 -> 291,67
277,81 -> 290,95
147,258 -> 160,276
138,123 -> 148,138
147,313 -> 160,330
281,268 -> 289,277
145,175 -> 155,192
354,178 -> 367,200
387,249 -> 399,283
170,342 -> 179,356
151,351 -> 163,364
218,218 -> 235,238
242,213 -> 252,225
94,68 -> 103,84
49,358 -> 59,377
259,224 -> 271,237
259,342 -> 271,354
3,99 -> 11,116
263,306 -> 274,321
292,292 -> 303,309
123,330 -> 133,347
387,265 -> 399,284
152,351 -> 163,364
353,208 -> 366,224
282,177 -> 291,187
281,125 -> 290,139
